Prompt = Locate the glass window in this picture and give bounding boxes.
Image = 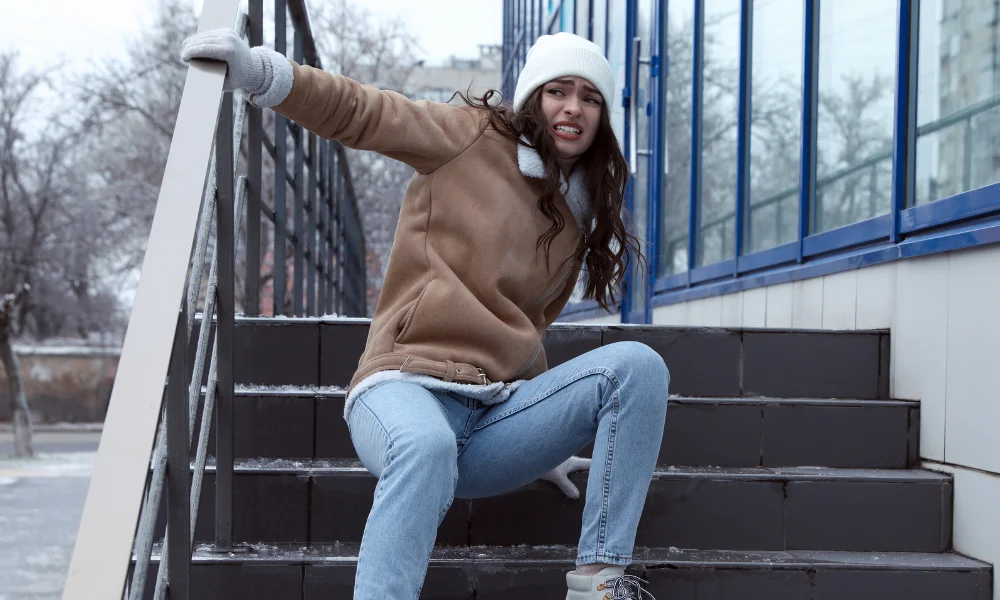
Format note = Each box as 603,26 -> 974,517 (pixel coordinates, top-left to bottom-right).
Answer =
658,0 -> 694,276
915,0 -> 1000,205
576,0 -> 590,39
628,0 -> 654,319
593,0 -> 608,53
815,0 -> 897,233
747,0 -> 803,254
699,0 -> 740,266
608,0 -> 627,144
562,0 -> 575,33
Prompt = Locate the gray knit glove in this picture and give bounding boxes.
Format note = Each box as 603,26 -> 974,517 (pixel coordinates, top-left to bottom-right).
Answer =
180,28 -> 293,108
540,456 -> 591,500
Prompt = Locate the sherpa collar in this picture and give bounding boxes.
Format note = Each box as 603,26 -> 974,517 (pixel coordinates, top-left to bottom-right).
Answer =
517,138 -> 594,234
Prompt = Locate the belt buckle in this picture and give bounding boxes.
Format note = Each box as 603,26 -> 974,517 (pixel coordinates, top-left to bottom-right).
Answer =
477,368 -> 491,385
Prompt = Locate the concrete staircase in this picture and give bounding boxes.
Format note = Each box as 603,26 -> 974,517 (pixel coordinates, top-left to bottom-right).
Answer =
139,318 -> 993,599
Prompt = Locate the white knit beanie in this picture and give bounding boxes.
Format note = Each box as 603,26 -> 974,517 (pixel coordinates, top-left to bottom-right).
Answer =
513,32 -> 615,113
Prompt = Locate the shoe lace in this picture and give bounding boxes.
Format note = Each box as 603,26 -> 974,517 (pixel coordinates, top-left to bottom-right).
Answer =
605,574 -> 654,600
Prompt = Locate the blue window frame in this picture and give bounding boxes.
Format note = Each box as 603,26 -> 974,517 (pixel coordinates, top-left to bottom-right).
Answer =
500,0 -> 1000,324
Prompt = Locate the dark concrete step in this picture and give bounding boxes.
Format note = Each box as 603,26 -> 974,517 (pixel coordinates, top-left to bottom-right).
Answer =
159,460 -> 953,553
212,317 -> 890,399
204,386 -> 918,468
136,543 -> 992,600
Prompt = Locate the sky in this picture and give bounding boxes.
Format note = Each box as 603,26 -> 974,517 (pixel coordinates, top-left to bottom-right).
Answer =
0,0 -> 503,75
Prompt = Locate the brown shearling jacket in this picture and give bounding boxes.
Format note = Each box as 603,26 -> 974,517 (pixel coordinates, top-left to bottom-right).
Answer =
273,61 -> 590,397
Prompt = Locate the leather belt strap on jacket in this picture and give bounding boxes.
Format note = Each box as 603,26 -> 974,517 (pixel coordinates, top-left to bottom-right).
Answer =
356,353 -> 493,386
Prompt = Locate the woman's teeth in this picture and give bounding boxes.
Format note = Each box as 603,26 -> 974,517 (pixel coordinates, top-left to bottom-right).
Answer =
555,125 -> 581,134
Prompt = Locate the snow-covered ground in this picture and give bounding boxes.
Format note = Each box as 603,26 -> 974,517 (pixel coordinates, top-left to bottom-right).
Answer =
0,446 -> 97,599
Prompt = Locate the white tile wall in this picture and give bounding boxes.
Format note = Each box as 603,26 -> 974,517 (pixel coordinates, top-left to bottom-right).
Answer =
856,262 -> 896,330
822,270 -> 858,329
685,299 -> 704,326
721,292 -> 743,327
699,295 -> 723,326
945,246 -> 1000,473
791,277 -> 824,328
652,301 -> 686,326
742,288 -> 767,327
765,283 -> 793,328
926,462 -> 1000,600
577,313 -> 621,326
894,254 -> 950,462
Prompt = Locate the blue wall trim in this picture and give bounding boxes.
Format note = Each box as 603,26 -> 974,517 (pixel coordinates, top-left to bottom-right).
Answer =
901,183 -> 1000,234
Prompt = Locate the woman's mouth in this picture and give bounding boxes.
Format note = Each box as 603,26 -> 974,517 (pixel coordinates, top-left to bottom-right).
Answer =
552,122 -> 583,140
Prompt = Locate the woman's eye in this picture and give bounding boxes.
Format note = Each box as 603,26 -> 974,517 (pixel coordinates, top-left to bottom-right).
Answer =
586,97 -> 602,105
547,88 -> 564,96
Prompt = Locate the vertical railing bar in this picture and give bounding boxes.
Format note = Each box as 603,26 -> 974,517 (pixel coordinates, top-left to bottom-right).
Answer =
273,0 -> 288,316
797,0 -> 819,261
307,132 -> 317,316
214,92 -> 235,550
317,140 -> 326,315
245,0 -> 263,316
334,149 -> 343,316
334,141 -> 340,315
687,0 -> 704,282
734,0 -> 753,271
292,28 -> 305,317
165,309 -> 190,599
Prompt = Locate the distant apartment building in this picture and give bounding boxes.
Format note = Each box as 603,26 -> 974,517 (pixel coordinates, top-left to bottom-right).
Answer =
404,44 -> 503,103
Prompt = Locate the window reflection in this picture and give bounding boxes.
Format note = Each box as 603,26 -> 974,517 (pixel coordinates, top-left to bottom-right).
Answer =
658,0 -> 694,275
699,0 -> 740,266
916,0 -> 1000,205
815,0 -> 897,233
747,0 -> 803,254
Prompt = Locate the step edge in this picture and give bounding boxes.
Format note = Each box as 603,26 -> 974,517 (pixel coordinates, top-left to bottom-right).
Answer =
134,545 -> 991,572
175,460 -> 951,483
226,385 -> 917,408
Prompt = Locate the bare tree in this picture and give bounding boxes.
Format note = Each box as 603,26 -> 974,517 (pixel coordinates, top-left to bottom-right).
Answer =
0,289 -> 32,456
0,51 -> 124,342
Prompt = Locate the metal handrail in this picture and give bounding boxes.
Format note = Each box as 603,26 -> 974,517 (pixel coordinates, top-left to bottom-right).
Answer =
64,0 -> 367,597
62,1 -> 242,597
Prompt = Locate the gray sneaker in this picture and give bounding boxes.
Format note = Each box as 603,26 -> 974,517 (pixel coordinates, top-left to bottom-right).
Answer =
566,566 -> 654,600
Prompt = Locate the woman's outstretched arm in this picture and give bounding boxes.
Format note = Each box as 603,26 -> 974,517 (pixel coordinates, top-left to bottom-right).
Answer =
181,28 -> 483,174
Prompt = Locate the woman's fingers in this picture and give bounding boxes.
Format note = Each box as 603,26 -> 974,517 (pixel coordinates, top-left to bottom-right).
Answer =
180,29 -> 242,63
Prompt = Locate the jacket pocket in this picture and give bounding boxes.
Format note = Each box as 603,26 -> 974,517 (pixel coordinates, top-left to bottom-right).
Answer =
521,260 -> 577,311
395,282 -> 433,344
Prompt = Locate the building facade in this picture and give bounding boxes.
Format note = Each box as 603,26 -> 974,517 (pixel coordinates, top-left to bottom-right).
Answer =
504,0 -> 1000,592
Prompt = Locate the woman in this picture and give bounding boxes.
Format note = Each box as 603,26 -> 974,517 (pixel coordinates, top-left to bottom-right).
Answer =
182,27 -> 668,600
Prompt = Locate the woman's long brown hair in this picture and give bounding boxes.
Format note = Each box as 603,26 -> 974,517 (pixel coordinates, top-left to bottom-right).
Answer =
451,87 -> 645,313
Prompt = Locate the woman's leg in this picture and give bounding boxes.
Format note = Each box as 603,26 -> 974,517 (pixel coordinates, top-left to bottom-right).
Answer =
455,341 -> 669,568
347,381 -> 464,600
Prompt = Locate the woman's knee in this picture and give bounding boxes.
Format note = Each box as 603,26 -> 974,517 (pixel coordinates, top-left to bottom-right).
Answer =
604,341 -> 670,388
394,427 -> 458,467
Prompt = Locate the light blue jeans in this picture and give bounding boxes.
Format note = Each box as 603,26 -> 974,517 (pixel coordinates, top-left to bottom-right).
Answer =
346,341 -> 670,599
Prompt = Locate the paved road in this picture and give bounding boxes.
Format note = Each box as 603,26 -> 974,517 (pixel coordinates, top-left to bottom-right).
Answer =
0,431 -> 101,457
0,433 -> 99,600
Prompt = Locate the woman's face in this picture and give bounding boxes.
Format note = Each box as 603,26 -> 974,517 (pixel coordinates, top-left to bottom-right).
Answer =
539,76 -> 604,161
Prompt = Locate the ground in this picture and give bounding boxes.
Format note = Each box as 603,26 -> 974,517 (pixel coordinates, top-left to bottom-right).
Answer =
0,430 -> 99,600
